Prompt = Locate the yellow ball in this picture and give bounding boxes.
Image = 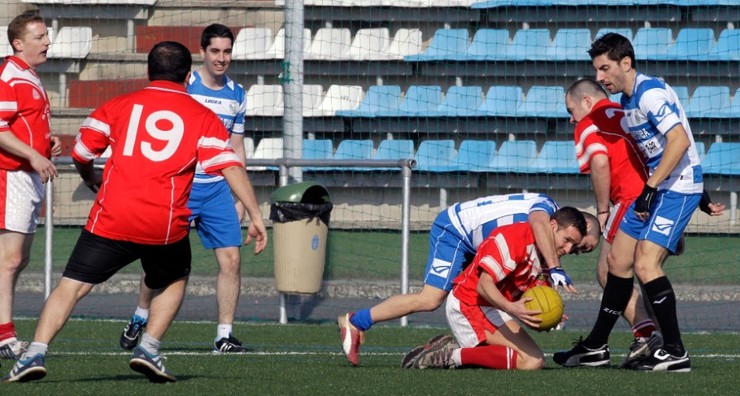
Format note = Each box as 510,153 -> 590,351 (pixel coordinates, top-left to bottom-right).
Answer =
521,285 -> 564,332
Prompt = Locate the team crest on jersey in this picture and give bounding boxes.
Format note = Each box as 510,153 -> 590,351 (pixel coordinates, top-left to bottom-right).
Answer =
430,258 -> 451,279
33,89 -> 41,100
229,102 -> 239,116
651,215 -> 675,236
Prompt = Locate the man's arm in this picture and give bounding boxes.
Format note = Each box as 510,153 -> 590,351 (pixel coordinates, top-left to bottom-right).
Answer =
221,165 -> 267,255
73,158 -> 102,193
0,131 -> 58,180
476,272 -> 542,329
635,125 -> 690,220
229,133 -> 247,221
529,211 -> 577,294
589,153 -> 612,231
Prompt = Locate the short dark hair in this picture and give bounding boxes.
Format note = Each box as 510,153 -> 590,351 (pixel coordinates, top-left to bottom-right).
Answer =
588,33 -> 636,69
551,206 -> 587,237
200,23 -> 234,50
8,10 -> 44,49
566,78 -> 609,102
147,41 -> 192,83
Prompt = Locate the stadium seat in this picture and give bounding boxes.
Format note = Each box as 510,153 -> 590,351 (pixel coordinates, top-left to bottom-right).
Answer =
246,85 -> 284,116
302,139 -> 334,170
387,28 -> 423,59
306,28 -> 352,60
250,137 -> 283,171
517,86 -> 568,118
376,85 -> 442,117
415,140 -> 457,172
489,140 -> 537,173
404,28 -> 469,61
333,139 -> 374,160
671,85 -> 690,107
302,84 -> 324,117
349,28 -> 391,60
705,29 -> 740,61
463,29 -> 510,61
655,28 -> 715,61
232,27 -> 273,60
374,139 -> 415,161
609,92 -> 623,104
633,28 -> 673,60
316,85 -> 364,117
265,28 -> 312,59
547,29 -> 591,61
476,86 -> 523,117
594,27 -> 633,42
501,29 -> 551,61
721,88 -> 740,119
336,85 -> 402,117
0,26 -> 11,57
452,140 -> 497,172
244,137 -> 255,160
694,141 -> 706,162
48,27 -> 92,59
702,142 -> 740,176
685,86 -> 730,118
530,141 -> 579,174
434,86 -> 484,117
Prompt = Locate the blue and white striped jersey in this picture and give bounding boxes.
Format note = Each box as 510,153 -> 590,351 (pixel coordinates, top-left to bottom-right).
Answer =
187,70 -> 247,183
620,73 -> 703,194
447,193 -> 559,251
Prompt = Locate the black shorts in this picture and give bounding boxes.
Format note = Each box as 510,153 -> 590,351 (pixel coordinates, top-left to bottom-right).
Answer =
62,229 -> 191,289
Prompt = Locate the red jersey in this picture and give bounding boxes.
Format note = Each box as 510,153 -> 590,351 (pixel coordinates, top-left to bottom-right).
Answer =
451,222 -> 547,307
574,99 -> 648,203
0,56 -> 52,171
72,80 -> 242,245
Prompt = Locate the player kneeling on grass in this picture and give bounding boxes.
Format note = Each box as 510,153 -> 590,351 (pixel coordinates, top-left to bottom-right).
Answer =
403,207 -> 586,370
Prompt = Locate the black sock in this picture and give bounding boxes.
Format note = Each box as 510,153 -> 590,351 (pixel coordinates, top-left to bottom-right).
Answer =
585,273 -> 634,348
644,276 -> 684,355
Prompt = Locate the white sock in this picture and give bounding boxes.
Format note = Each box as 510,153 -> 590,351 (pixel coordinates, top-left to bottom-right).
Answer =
139,333 -> 160,355
27,342 -> 48,357
217,324 -> 232,340
134,306 -> 150,321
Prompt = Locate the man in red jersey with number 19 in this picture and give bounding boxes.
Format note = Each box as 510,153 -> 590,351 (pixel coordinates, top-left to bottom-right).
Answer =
4,41 -> 267,384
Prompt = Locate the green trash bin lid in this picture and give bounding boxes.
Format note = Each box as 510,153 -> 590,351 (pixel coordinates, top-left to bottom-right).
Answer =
270,181 -> 331,204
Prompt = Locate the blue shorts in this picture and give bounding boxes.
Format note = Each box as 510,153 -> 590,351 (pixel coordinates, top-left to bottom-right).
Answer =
188,180 -> 242,249
422,209 -> 475,292
619,190 -> 701,254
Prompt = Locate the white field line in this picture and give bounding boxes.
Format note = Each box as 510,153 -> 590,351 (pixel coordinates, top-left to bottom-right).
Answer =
47,351 -> 740,359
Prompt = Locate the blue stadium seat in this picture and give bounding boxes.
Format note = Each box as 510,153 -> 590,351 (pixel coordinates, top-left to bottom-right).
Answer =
476,86 -> 523,117
702,142 -> 740,176
336,85 -> 402,117
452,140 -> 497,172
434,86 -> 484,117
517,86 -> 568,118
472,0 -> 553,7
326,139 -> 374,171
530,141 -> 579,174
547,29 -> 592,61
501,29 -> 551,61
655,28 -> 715,61
609,92 -> 623,104
489,140 -> 537,173
671,85 -> 690,107
404,29 -> 469,61
685,86 -> 730,118
633,28 -> 673,60
694,141 -> 706,162
376,86 -> 442,117
415,140 -> 457,172
706,29 -> 740,61
302,139 -> 333,171
374,139 -> 415,161
464,29 -> 510,61
594,28 -> 633,42
721,88 -> 740,119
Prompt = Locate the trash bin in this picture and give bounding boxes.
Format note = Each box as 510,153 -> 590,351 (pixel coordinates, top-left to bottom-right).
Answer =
270,181 -> 333,294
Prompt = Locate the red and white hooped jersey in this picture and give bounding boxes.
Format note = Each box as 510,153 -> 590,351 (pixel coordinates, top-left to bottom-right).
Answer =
72,80 -> 242,245
451,222 -> 547,306
0,56 -> 52,171
574,98 -> 648,203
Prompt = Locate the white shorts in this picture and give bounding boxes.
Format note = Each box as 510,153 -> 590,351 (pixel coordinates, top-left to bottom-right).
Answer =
446,292 -> 514,348
0,169 -> 44,233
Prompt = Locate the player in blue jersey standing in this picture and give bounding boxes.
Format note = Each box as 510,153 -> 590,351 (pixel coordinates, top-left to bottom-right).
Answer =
119,24 -> 252,353
555,33 -> 710,372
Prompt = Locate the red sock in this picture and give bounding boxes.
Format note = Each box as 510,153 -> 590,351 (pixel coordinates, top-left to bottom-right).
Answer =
460,345 -> 518,370
632,320 -> 656,339
0,321 -> 16,342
